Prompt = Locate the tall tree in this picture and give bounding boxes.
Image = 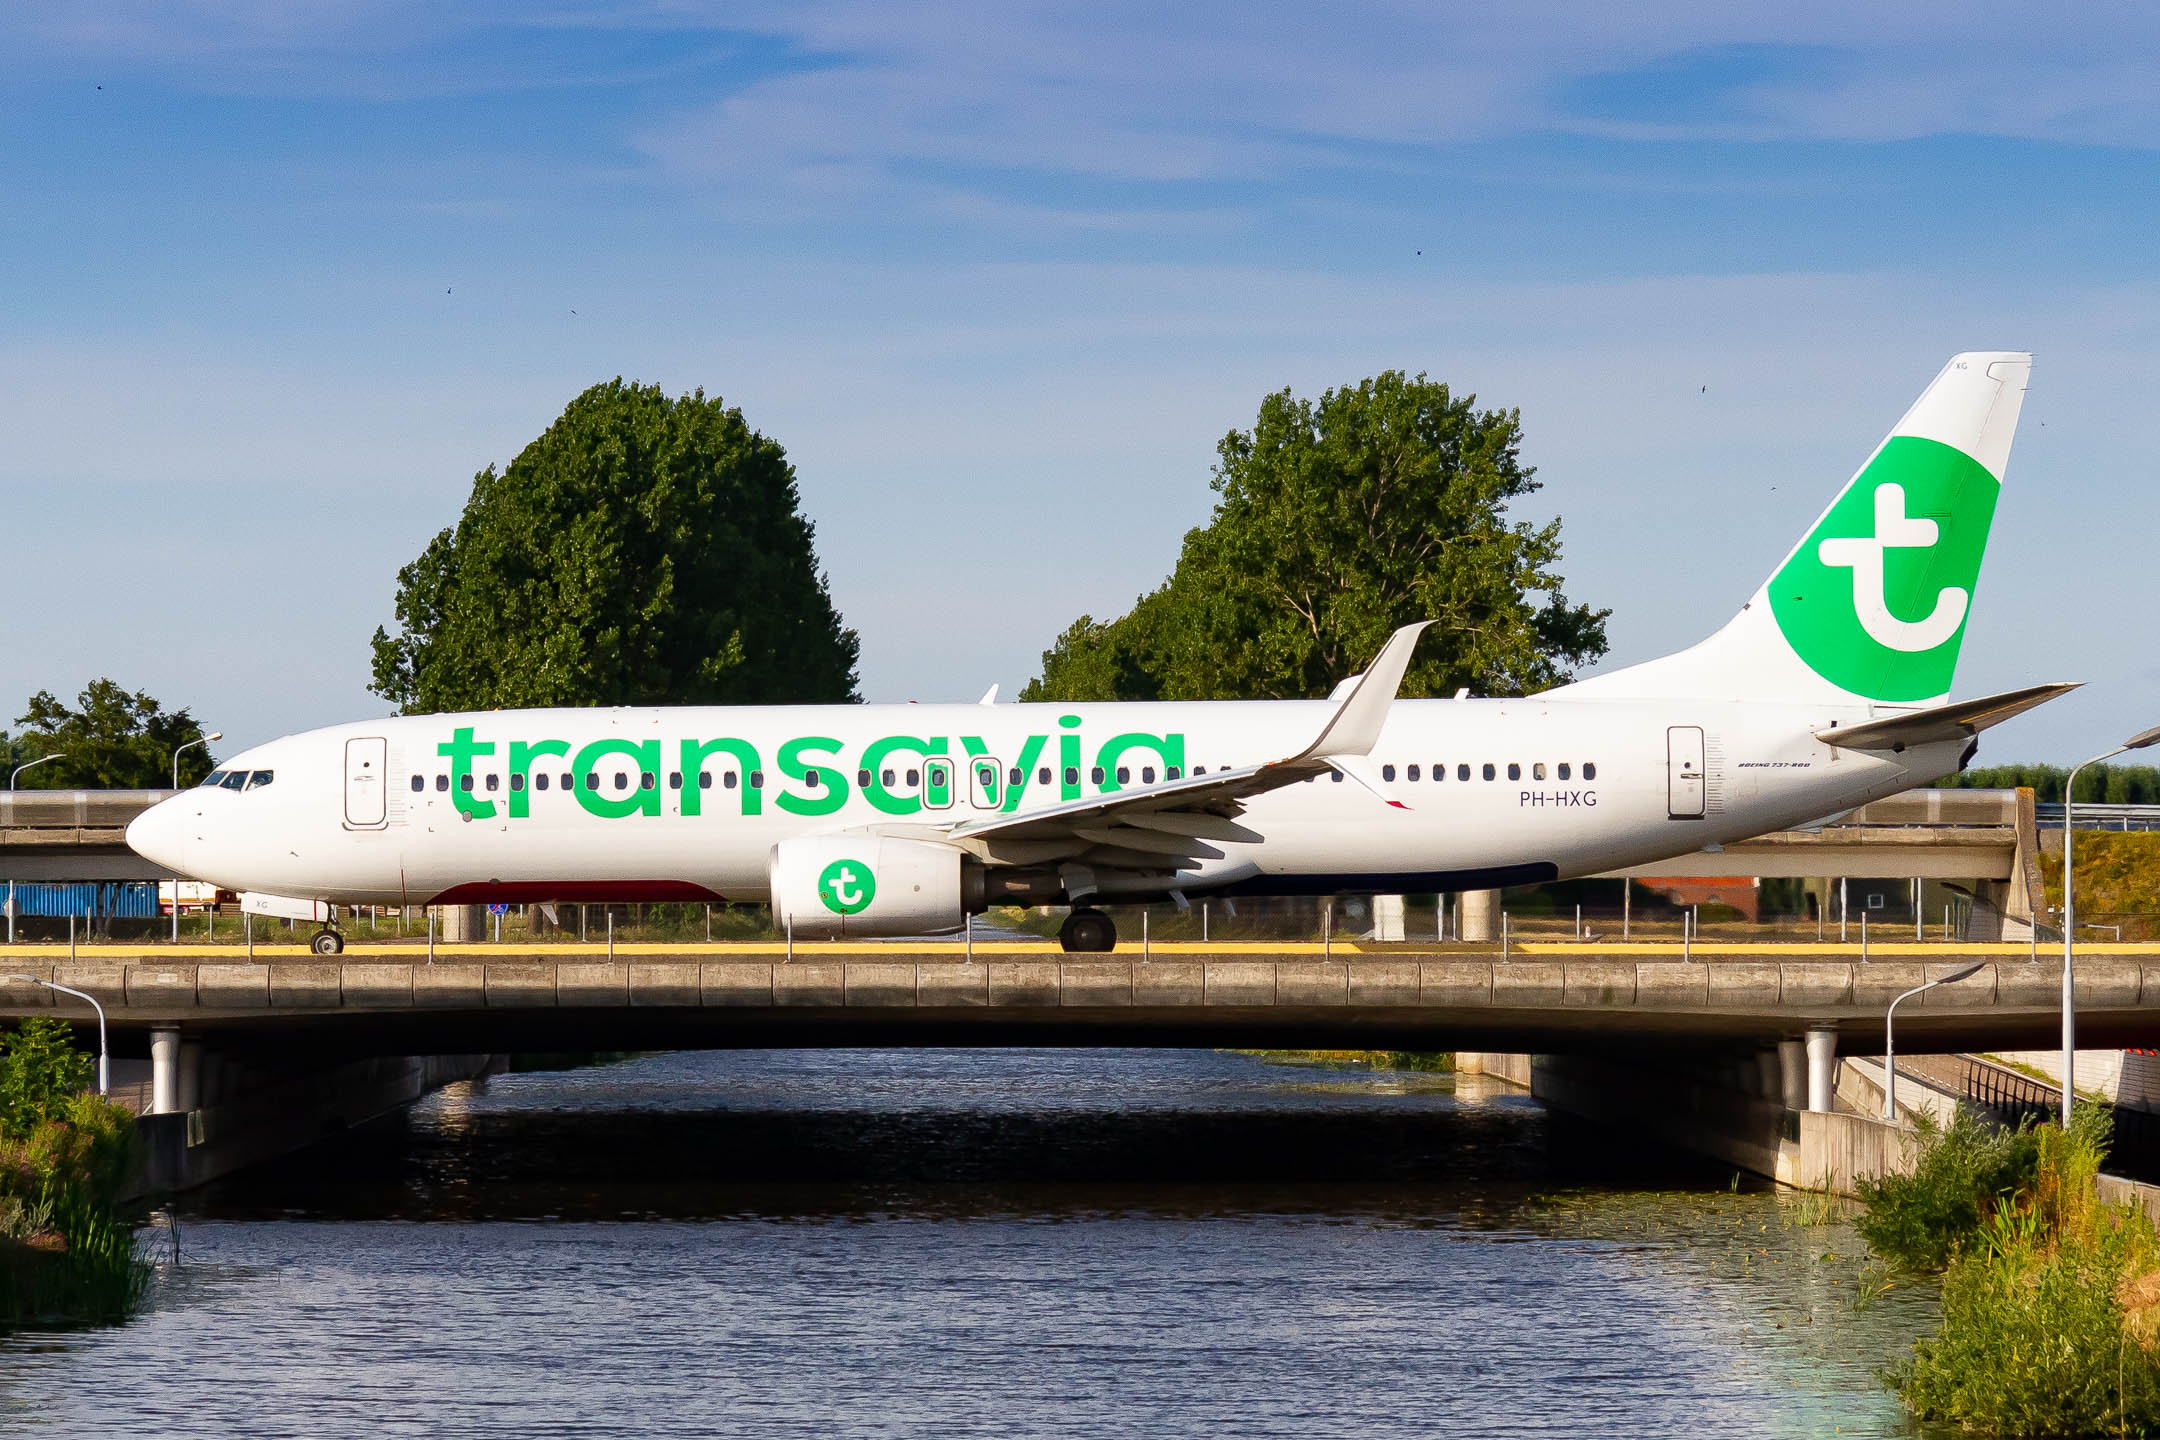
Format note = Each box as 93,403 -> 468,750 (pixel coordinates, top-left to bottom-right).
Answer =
13,680 -> 214,788
1022,371 -> 1608,701
371,380 -> 860,713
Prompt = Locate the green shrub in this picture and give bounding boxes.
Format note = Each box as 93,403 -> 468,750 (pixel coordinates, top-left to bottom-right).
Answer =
1856,1106 -> 2041,1271
0,1018 -> 95,1134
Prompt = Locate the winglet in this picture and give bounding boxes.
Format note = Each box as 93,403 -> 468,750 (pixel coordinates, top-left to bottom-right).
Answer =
978,684 -> 999,706
1293,621 -> 1429,761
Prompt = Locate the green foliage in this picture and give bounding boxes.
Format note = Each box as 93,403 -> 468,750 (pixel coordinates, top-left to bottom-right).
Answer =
0,1019 -> 95,1136
1883,1108 -> 2160,1436
372,379 -> 860,713
1942,763 -> 2160,804
2042,832 -> 2160,930
1855,1105 -> 2041,1272
0,1023 -> 146,1329
13,680 -> 213,789
1022,371 -> 1608,702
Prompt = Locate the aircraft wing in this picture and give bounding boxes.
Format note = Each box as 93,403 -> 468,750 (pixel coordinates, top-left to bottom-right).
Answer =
1815,682 -> 2082,752
930,622 -> 1427,876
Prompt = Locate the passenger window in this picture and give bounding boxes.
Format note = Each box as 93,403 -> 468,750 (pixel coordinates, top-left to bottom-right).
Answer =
1008,767 -> 1022,786
409,775 -> 423,793
1481,764 -> 1495,781
460,774 -> 474,793
1195,766 -> 1207,776
1583,762 -> 1597,780
246,770 -> 274,790
700,772 -> 713,790
1532,763 -> 1545,782
560,773 -> 573,791
641,772 -> 657,790
511,774 -> 525,793
723,772 -> 737,790
1038,767 -> 1052,785
1064,766 -> 1079,785
435,774 -> 449,792
670,772 -> 682,790
1382,764 -> 1396,782
1091,767 -> 1105,785
1558,763 -> 1570,781
804,770 -> 822,788
749,771 -> 764,789
585,774 -> 598,791
1507,764 -> 1521,781
1407,765 -> 1420,781
537,774 -> 550,791
1143,766 -> 1157,784
882,769 -> 895,787
613,773 -> 628,791
980,765 -> 997,787
905,768 -> 920,787
1117,766 -> 1131,784
1167,766 -> 1180,780
485,774 -> 500,792
1458,764 -> 1470,781
858,769 -> 872,788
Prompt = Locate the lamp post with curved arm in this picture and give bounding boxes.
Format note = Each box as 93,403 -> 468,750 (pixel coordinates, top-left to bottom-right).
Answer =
6,974 -> 107,1094
9,754 -> 60,789
1884,962 -> 1986,1120
2062,724 -> 2160,1124
165,734 -> 221,942
170,732 -> 221,789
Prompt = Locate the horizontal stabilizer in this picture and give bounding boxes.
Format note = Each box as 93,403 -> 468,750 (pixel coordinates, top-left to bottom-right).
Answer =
1816,682 -> 2081,751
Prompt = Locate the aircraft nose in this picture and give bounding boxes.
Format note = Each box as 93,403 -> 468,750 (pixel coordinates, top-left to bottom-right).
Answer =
126,797 -> 191,873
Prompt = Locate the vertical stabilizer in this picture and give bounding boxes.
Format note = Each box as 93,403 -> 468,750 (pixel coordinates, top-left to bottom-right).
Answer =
1555,352 -> 2030,706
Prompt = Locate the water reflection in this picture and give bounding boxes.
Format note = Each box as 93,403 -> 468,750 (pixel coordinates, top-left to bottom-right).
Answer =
0,1050 -> 1942,1438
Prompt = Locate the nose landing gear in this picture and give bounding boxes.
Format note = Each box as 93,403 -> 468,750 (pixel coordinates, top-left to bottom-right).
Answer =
310,927 -> 345,956
1058,908 -> 1118,953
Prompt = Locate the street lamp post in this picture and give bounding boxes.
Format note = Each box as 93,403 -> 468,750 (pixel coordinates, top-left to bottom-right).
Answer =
1884,961 -> 1986,1120
170,732 -> 221,789
166,734 -> 221,942
9,754 -> 60,789
2062,725 -> 2160,1124
6,974 -> 108,1095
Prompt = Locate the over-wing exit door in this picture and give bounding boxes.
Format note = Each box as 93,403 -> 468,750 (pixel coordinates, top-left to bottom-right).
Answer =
345,737 -> 388,828
1667,727 -> 1706,819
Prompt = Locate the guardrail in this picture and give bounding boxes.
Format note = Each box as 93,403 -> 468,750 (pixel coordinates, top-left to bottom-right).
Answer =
1962,1057 -> 2160,1182
2036,803 -> 2160,832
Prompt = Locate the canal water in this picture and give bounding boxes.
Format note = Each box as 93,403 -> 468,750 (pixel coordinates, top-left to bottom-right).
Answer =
3,1050 -> 1943,1437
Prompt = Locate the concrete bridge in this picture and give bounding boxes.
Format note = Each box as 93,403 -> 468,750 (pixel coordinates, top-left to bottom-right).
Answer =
7,940 -> 2151,1055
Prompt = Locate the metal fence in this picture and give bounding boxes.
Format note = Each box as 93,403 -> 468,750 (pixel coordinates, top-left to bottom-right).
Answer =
1962,1057 -> 2160,1184
2036,803 -> 2160,832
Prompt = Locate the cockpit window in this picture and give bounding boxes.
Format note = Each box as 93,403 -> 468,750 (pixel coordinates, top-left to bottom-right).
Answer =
245,770 -> 274,790
219,771 -> 247,791
201,770 -> 228,788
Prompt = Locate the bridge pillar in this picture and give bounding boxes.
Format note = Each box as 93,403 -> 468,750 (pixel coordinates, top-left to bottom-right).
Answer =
1804,1024 -> 1837,1113
149,1027 -> 181,1115
1372,894 -> 1405,942
438,904 -> 486,943
1778,1038 -> 1807,1112
1459,889 -> 1497,943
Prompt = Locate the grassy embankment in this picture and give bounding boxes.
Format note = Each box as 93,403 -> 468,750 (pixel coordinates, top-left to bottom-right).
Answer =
1857,1106 -> 2160,1433
2042,830 -> 2160,942
1236,1050 -> 1453,1072
0,1019 -> 149,1328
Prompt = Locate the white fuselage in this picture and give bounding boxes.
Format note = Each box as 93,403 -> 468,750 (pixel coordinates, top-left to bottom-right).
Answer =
127,696 -> 1960,908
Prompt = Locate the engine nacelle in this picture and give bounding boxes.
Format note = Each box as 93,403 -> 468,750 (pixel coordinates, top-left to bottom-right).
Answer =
769,834 -> 967,938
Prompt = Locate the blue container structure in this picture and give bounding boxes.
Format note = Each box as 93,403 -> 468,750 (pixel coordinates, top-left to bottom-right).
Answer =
3,881 -> 160,919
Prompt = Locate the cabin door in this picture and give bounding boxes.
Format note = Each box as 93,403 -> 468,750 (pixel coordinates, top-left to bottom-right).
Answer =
345,737 -> 389,828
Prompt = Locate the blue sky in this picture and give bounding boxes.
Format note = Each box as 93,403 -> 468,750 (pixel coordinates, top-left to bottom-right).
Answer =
5,3 -> 2157,764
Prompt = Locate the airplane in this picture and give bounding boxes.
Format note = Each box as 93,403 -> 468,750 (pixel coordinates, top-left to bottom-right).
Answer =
127,352 -> 2072,956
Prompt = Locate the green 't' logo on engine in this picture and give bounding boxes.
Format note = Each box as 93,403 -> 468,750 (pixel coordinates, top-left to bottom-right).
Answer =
817,859 -> 876,915
1768,435 -> 2000,702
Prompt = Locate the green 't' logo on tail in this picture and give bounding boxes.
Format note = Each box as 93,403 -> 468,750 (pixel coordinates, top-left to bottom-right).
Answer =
1768,436 -> 2000,702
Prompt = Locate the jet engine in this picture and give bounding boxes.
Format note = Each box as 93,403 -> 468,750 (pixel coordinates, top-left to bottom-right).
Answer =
769,834 -> 970,938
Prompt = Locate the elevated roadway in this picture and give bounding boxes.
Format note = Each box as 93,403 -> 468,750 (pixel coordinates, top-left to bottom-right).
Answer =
5,940 -> 2152,1058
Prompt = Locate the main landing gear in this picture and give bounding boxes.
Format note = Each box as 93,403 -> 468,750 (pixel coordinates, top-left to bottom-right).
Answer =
1058,908 -> 1117,953
310,927 -> 345,956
